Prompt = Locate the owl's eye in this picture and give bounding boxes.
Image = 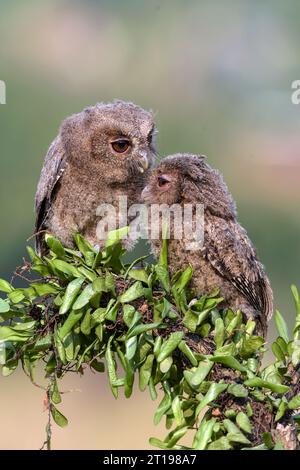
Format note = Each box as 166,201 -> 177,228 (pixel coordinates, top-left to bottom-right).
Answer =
111,139 -> 131,154
158,175 -> 171,188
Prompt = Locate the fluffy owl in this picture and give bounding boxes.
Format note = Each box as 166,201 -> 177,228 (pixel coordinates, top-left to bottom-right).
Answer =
141,154 -> 273,337
35,100 -> 157,254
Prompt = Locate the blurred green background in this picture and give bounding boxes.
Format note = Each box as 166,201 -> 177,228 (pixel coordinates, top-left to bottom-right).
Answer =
0,0 -> 299,449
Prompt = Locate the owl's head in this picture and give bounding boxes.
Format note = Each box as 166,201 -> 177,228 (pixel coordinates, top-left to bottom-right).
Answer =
60,100 -> 157,182
142,153 -> 236,219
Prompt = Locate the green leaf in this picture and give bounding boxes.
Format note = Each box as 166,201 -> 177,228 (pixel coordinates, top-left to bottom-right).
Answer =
226,310 -> 242,335
214,318 -> 225,348
154,391 -> 172,425
45,234 -> 66,258
246,403 -> 253,417
227,383 -> 248,398
158,234 -> 168,269
196,382 -> 228,416
123,305 -> 138,328
224,419 -> 251,445
8,290 -> 25,304
244,377 -> 289,394
127,322 -> 161,340
54,332 -> 66,364
172,396 -> 185,427
0,326 -> 32,342
193,418 -> 215,450
128,269 -> 149,285
149,437 -> 169,450
160,356 -> 173,373
0,299 -> 10,313
105,338 -> 118,398
275,400 -> 287,421
274,310 -> 289,343
124,358 -> 134,398
153,336 -> 162,358
81,310 -> 91,336
291,284 -> 300,316
139,354 -> 154,391
208,436 -> 232,450
0,279 -> 13,293
123,255 -> 149,279
262,432 -> 274,449
59,277 -> 85,315
291,343 -> 300,367
51,259 -> 80,278
125,336 -> 137,361
105,226 -> 129,248
119,281 -> 145,303
155,266 -> 170,293
227,432 -> 251,446
73,233 -> 95,256
185,360 -> 214,388
2,359 -> 18,377
92,250 -> 102,269
182,309 -> 198,332
236,412 -> 252,434
172,265 -> 193,293
288,393 -> 300,410
148,377 -> 157,401
272,341 -> 286,362
51,380 -> 62,405
72,284 -> 95,310
178,340 -> 198,367
209,355 -> 247,372
105,300 -> 120,322
58,310 -> 84,339
240,336 -> 265,358
157,332 -> 184,363
164,425 -> 188,448
51,405 -> 68,427
77,266 -> 97,282
90,360 -> 105,373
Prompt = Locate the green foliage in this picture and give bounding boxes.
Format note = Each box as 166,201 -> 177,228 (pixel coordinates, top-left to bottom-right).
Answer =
0,232 -> 300,450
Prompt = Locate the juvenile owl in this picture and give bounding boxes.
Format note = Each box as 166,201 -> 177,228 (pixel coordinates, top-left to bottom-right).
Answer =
35,100 -> 157,254
141,154 -> 273,337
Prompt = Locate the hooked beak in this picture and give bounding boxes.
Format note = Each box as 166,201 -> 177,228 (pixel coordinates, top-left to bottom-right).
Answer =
137,150 -> 150,173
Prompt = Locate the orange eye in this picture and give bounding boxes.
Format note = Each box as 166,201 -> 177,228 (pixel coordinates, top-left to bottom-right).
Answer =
111,139 -> 131,154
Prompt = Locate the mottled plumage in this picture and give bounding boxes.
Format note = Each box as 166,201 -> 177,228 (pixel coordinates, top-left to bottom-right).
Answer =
142,153 -> 273,337
35,100 -> 157,254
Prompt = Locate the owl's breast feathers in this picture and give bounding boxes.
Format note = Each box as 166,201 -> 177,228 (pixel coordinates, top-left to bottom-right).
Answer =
203,214 -> 273,321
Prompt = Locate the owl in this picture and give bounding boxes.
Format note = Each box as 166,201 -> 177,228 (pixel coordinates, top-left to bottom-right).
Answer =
35,100 -> 157,254
141,153 -> 273,337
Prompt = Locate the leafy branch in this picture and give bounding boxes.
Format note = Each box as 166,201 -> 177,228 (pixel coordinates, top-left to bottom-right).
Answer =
0,231 -> 300,450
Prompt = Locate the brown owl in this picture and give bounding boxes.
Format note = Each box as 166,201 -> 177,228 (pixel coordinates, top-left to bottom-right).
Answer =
141,153 -> 273,337
35,100 -> 157,254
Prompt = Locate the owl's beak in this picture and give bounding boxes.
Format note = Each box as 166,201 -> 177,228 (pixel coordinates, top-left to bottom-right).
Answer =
138,151 -> 149,173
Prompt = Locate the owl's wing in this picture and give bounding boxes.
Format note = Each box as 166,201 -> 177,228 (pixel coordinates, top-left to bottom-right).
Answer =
203,216 -> 273,320
35,136 -> 66,254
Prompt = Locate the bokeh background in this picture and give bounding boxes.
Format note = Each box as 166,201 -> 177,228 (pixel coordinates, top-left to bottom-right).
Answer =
0,0 -> 300,450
